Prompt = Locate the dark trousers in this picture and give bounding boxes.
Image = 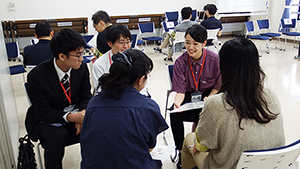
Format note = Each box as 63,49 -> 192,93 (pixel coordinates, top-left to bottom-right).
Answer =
39,122 -> 79,169
170,90 -> 211,150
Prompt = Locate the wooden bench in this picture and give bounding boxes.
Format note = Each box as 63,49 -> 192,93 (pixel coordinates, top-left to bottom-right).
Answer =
110,14 -> 164,29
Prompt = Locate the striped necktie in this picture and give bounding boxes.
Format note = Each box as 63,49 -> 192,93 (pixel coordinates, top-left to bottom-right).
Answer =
61,74 -> 69,106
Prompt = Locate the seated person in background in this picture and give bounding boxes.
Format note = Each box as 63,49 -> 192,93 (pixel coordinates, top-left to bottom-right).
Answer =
201,4 -> 222,37
170,24 -> 221,169
181,37 -> 285,169
80,49 -> 168,169
25,28 -> 92,169
92,24 -> 131,90
91,10 -> 113,59
154,7 -> 198,62
23,21 -> 54,67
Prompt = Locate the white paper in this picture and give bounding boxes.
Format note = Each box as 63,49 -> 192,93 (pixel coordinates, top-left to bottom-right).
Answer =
169,101 -> 205,113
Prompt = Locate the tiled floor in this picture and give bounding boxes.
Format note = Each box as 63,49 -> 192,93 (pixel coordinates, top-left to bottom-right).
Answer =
12,36 -> 300,169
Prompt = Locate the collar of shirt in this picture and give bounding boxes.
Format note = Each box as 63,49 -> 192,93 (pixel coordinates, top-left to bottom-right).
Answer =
53,58 -> 72,81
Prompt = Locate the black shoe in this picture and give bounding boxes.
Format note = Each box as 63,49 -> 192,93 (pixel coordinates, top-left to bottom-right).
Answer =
176,153 -> 182,169
164,57 -> 173,62
154,47 -> 162,53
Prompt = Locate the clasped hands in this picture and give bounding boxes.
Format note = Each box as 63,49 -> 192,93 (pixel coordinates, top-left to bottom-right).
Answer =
67,109 -> 86,135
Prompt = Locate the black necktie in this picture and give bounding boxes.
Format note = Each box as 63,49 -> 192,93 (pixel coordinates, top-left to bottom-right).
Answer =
61,74 -> 69,106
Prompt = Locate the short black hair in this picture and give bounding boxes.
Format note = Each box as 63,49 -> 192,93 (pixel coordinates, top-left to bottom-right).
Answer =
181,7 -> 193,20
92,10 -> 111,25
106,25 -> 132,44
35,21 -> 53,38
50,28 -> 86,59
204,4 -> 217,15
185,24 -> 207,43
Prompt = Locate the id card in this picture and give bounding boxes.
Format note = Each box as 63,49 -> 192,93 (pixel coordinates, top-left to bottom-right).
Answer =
191,92 -> 202,102
63,104 -> 75,113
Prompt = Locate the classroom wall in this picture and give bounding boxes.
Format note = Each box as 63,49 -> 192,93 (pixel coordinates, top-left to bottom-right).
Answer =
0,0 -> 211,35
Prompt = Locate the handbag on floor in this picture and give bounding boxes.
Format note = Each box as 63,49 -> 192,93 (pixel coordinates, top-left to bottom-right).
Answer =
17,134 -> 37,169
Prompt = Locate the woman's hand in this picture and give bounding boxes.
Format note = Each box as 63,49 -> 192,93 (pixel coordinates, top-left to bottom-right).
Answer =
192,146 -> 199,154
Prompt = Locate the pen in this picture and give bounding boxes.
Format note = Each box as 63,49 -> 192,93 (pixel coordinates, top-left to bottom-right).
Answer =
187,145 -> 195,148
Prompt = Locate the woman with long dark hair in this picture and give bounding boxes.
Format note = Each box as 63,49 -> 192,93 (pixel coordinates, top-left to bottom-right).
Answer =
181,37 -> 285,169
80,49 -> 168,169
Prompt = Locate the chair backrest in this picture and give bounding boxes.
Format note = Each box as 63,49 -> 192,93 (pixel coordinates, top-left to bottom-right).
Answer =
82,35 -> 94,44
165,11 -> 179,22
207,28 -> 220,42
245,21 -> 255,32
168,65 -> 174,85
281,18 -> 297,29
131,34 -> 138,49
191,10 -> 198,21
162,21 -> 179,32
236,138 -> 300,169
174,31 -> 186,43
23,82 -> 32,106
5,42 -> 20,59
138,22 -> 156,34
257,19 -> 270,30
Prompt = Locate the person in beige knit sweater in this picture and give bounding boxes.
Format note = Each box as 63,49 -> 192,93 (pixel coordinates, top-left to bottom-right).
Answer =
181,37 -> 285,169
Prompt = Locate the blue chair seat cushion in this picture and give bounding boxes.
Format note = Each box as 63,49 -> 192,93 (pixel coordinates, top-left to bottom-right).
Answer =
249,35 -> 270,40
142,37 -> 163,41
282,32 -> 300,36
260,33 -> 281,37
9,65 -> 26,75
137,40 -> 144,45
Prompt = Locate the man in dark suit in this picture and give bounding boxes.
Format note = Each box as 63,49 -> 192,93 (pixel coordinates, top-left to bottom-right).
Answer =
25,28 -> 92,169
23,21 -> 54,67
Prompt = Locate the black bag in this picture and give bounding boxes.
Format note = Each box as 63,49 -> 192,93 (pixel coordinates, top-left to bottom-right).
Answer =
17,134 -> 37,169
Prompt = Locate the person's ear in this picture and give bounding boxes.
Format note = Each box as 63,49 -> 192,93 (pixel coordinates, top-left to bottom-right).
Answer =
202,40 -> 207,47
50,31 -> 54,37
107,41 -> 113,48
58,53 -> 67,61
138,75 -> 146,86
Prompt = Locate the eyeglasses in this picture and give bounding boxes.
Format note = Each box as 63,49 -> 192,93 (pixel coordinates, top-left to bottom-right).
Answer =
67,52 -> 84,58
116,40 -> 131,46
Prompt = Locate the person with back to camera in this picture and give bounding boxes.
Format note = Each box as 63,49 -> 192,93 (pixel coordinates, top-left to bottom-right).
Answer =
154,7 -> 198,62
80,49 -> 169,169
181,37 -> 285,169
170,24 -> 221,169
23,21 -> 54,68
200,4 -> 222,37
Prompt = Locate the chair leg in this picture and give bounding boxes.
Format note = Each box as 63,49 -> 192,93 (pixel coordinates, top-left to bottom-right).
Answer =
163,89 -> 172,146
265,40 -> 270,54
36,143 -> 44,169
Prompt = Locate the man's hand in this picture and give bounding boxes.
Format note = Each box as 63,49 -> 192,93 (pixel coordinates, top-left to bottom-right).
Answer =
75,123 -> 82,135
67,109 -> 86,124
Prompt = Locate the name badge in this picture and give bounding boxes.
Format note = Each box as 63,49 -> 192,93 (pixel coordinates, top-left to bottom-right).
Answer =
63,104 -> 75,113
191,92 -> 202,102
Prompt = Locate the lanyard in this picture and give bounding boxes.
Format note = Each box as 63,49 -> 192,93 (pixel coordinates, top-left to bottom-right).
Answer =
60,79 -> 71,105
188,49 -> 206,92
108,51 -> 112,65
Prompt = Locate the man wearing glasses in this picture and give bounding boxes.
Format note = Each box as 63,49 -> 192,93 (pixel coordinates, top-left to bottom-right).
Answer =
25,28 -> 92,169
92,24 -> 132,91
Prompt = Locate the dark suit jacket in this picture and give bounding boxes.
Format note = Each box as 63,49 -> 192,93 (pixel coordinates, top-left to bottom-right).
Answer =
25,58 -> 92,141
23,39 -> 54,67
96,26 -> 111,54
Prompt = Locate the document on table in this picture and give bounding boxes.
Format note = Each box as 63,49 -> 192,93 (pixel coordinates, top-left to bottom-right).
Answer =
169,101 -> 205,113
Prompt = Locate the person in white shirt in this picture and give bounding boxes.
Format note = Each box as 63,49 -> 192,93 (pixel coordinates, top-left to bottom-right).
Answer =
92,24 -> 131,91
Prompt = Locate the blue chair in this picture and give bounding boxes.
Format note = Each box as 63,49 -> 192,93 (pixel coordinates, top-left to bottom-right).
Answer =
138,22 -> 163,52
257,19 -> 282,51
165,11 -> 179,22
130,34 -> 144,49
5,42 -> 26,81
236,138 -> 300,169
280,18 -> 300,51
191,10 -> 198,21
245,21 -> 270,54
